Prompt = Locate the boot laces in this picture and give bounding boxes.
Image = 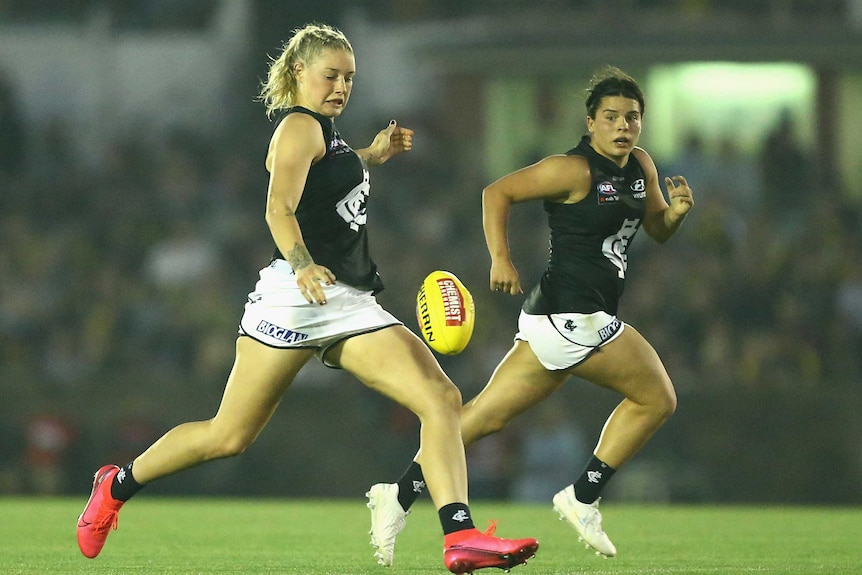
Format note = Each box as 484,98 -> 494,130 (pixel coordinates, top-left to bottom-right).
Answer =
93,508 -> 119,532
483,519 -> 498,537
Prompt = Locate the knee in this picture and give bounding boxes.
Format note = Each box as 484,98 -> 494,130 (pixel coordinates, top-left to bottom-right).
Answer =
442,380 -> 463,411
205,424 -> 256,460
435,378 -> 463,412
635,377 -> 676,424
460,399 -> 510,442
217,436 -> 253,459
419,376 -> 463,418
656,384 -> 677,421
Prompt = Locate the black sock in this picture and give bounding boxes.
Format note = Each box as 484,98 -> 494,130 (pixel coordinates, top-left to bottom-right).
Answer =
110,461 -> 145,502
395,461 -> 426,511
438,502 -> 475,535
573,455 -> 616,504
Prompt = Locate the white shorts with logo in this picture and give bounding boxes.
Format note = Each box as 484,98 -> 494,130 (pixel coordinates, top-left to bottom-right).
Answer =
515,310 -> 625,371
238,259 -> 401,366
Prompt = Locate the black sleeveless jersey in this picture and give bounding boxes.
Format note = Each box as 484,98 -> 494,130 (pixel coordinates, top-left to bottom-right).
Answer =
522,135 -> 648,316
271,106 -> 384,293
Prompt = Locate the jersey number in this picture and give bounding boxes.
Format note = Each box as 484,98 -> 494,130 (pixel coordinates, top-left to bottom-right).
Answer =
335,169 -> 370,231
602,218 -> 640,279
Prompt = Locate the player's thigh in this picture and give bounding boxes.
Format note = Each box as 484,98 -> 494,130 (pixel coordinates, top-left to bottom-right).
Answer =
212,337 -> 315,438
463,340 -> 568,427
332,325 -> 461,413
570,325 -> 674,406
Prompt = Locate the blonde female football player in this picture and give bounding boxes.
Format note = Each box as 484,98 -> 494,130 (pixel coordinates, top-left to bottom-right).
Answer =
76,23 -> 537,573
367,66 -> 693,563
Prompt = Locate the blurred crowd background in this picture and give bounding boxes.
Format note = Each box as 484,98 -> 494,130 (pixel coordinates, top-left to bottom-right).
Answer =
2,0 -> 861,505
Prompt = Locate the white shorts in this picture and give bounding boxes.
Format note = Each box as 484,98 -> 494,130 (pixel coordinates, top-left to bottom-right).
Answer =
238,260 -> 401,366
515,310 -> 625,371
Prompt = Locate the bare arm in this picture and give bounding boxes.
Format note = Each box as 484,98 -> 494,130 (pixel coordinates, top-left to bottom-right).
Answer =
265,113 -> 336,304
634,148 -> 694,243
354,120 -> 413,166
482,154 -> 590,295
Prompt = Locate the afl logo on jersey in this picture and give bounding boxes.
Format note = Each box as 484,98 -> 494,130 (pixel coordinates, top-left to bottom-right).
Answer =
597,181 -> 620,204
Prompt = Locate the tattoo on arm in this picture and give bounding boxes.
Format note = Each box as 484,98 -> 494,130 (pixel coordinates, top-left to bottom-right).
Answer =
285,242 -> 313,270
356,149 -> 377,167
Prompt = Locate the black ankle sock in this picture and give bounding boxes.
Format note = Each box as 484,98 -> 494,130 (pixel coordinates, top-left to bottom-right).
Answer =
573,455 -> 616,504
395,461 -> 426,511
438,502 -> 475,535
110,461 -> 145,502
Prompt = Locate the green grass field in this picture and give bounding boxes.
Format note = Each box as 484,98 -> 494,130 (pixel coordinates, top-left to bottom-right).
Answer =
1,497 -> 859,575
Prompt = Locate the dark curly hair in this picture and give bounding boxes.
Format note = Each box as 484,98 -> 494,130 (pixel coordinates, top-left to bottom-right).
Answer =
585,66 -> 645,118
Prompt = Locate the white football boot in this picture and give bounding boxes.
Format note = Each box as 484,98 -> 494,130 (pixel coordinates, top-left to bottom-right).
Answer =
366,483 -> 408,566
552,484 -> 617,557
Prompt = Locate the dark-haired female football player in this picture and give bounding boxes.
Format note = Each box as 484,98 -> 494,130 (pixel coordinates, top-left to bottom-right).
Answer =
368,66 -> 693,562
76,23 -> 537,573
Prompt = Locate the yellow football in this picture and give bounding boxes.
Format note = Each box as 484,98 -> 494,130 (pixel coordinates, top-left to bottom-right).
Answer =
416,270 -> 475,355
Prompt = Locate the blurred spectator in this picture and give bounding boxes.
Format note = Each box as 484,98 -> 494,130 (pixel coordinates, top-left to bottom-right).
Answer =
837,255 -> 862,333
833,242 -> 862,376
0,69 -> 26,180
759,109 -> 815,221
30,116 -> 81,190
663,132 -> 713,193
144,223 -> 220,288
25,412 -> 78,494
710,136 -> 762,215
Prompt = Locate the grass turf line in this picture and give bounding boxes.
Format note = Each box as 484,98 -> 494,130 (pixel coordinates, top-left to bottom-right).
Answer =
0,497 -> 860,574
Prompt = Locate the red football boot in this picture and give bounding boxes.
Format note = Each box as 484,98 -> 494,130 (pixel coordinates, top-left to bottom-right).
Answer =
444,522 -> 539,574
76,465 -> 124,558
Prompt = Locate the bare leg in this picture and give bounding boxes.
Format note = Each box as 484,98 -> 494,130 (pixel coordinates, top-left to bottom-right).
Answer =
570,325 -> 676,468
132,337 -> 315,484
419,324 -> 674,471
330,325 -> 466,509
460,341 -> 568,447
